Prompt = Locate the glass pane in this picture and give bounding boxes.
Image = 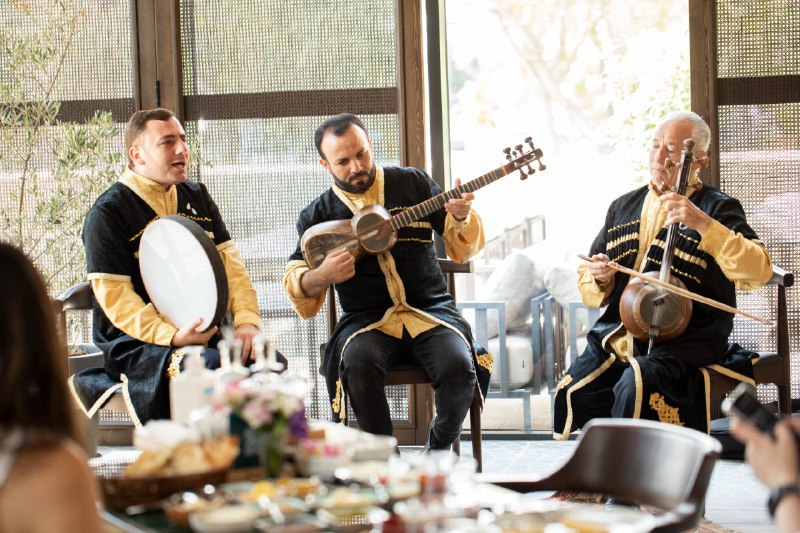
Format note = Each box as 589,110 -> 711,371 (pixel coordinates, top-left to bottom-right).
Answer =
719,102 -> 800,399
0,0 -> 133,296
717,1 -> 800,78
180,0 -> 397,95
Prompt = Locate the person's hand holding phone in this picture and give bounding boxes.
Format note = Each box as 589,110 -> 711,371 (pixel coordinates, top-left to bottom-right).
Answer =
731,416 -> 800,489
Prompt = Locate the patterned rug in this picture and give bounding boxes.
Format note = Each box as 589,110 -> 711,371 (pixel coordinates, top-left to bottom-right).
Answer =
550,491 -> 739,533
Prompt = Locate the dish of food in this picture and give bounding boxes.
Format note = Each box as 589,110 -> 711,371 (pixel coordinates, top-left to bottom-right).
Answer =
188,504 -> 260,533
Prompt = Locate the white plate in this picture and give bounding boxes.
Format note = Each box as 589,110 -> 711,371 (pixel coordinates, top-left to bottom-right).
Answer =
188,504 -> 259,533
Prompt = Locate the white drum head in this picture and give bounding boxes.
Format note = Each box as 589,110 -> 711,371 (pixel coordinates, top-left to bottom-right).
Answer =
139,215 -> 228,331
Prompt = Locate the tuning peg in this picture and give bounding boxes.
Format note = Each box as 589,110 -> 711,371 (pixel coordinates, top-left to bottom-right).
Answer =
525,163 -> 536,176
694,155 -> 709,168
515,144 -> 524,153
537,159 -> 547,171
518,168 -> 528,180
503,147 -> 512,161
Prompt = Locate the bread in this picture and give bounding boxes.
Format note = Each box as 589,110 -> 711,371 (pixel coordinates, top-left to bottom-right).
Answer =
122,436 -> 240,477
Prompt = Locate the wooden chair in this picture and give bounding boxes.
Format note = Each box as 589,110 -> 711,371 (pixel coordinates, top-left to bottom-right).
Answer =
54,281 -> 134,446
706,264 -> 794,418
324,259 -> 483,472
480,418 -> 722,533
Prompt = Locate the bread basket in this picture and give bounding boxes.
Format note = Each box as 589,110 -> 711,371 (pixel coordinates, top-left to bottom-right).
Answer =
90,455 -> 227,510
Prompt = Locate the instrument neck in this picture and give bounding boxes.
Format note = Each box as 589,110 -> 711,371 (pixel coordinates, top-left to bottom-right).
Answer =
389,165 -> 509,230
658,145 -> 695,282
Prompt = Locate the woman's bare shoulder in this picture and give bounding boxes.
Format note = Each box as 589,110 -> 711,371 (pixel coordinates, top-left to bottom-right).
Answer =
17,440 -> 90,479
1,440 -> 102,532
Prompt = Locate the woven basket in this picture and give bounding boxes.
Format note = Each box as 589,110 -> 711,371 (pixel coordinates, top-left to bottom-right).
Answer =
92,457 -> 228,510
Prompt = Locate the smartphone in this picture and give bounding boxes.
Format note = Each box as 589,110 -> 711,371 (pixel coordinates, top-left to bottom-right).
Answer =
721,383 -> 778,434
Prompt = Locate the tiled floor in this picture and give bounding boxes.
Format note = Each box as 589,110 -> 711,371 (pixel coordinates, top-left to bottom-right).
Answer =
400,438 -> 771,533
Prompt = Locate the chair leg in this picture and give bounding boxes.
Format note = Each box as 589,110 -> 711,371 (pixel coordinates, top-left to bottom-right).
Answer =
470,392 -> 482,473
523,394 -> 531,433
779,383 -> 792,416
453,436 -> 461,456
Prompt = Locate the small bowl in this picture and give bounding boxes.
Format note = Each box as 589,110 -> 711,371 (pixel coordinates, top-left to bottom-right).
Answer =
310,486 -> 388,511
317,506 -> 390,532
188,504 -> 259,533
163,488 -> 225,526
294,453 -> 349,478
348,435 -> 398,462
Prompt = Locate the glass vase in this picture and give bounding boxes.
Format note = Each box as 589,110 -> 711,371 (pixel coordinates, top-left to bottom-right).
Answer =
258,425 -> 286,479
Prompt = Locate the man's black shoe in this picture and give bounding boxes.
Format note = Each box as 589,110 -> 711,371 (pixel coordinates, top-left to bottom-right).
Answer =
421,419 -> 451,454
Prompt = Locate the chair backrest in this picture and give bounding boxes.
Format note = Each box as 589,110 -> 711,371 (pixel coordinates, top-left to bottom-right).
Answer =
482,418 -> 721,533
554,419 -> 720,511
53,281 -> 103,374
53,281 -> 92,348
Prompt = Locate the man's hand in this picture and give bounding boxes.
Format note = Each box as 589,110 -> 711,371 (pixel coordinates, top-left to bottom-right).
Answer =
659,192 -> 713,236
235,323 -> 260,364
171,317 -> 218,347
444,178 -> 474,221
300,248 -> 356,297
731,417 -> 800,489
587,253 -> 615,284
317,247 -> 356,285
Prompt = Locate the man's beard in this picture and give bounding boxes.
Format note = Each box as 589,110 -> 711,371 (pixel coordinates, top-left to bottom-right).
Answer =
333,165 -> 376,194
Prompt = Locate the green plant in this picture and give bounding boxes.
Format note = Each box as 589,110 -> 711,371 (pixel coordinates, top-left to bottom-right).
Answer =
0,0 -> 123,292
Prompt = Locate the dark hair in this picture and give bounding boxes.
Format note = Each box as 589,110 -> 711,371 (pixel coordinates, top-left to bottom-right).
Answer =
124,107 -> 177,166
313,113 -> 368,160
0,242 -> 79,444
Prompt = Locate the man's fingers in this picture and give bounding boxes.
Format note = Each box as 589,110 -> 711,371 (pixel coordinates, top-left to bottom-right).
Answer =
190,316 -> 204,331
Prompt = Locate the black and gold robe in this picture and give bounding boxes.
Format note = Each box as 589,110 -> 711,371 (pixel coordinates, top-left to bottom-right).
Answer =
554,182 -> 771,437
284,166 -> 492,421
72,169 -> 261,425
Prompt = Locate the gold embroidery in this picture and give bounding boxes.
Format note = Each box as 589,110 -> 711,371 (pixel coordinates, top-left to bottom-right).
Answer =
477,353 -> 494,374
166,348 -> 187,379
556,374 -> 573,391
608,219 -> 639,232
607,232 -> 639,251
332,380 -> 343,414
129,216 -> 160,242
645,257 -> 702,284
648,392 -> 684,426
398,237 -> 433,244
609,248 -> 637,263
182,214 -> 213,224
650,239 -> 708,269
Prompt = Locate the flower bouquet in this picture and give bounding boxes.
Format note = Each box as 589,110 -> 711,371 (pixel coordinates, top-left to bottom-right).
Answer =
213,373 -> 308,478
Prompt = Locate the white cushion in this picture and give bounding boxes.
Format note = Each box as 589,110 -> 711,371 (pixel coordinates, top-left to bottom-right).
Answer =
543,263 -> 603,332
476,251 -> 541,339
475,239 -> 573,339
487,334 -> 534,389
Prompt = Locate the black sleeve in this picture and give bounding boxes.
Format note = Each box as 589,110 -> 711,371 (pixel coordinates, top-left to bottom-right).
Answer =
82,202 -> 136,278
198,183 -> 232,245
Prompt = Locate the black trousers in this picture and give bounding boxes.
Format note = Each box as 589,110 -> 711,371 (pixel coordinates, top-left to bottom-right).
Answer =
342,326 -> 476,446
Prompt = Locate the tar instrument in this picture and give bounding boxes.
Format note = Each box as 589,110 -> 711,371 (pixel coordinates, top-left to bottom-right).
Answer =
139,215 -> 228,332
579,139 -> 769,350
301,138 -> 546,269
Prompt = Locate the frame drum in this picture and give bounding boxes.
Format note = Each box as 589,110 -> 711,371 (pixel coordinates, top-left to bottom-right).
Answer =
139,215 -> 228,332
